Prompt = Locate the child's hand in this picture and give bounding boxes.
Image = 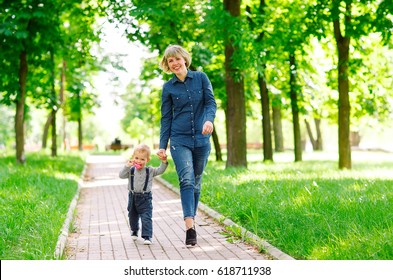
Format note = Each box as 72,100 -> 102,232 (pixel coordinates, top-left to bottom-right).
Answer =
126,160 -> 142,169
157,149 -> 167,162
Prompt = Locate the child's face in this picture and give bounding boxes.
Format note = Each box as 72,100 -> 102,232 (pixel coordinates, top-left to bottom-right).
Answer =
132,150 -> 150,169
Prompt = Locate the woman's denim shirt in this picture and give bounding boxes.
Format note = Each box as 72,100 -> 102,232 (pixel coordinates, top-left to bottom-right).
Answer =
159,70 -> 217,149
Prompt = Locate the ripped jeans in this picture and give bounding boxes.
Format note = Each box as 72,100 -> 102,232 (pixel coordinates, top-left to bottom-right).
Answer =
170,143 -> 211,219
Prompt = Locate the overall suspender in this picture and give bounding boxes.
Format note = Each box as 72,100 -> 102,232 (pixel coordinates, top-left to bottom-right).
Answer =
130,166 -> 150,193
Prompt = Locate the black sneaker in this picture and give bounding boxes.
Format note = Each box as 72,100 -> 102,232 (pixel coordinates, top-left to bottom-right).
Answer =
185,227 -> 197,246
131,231 -> 138,241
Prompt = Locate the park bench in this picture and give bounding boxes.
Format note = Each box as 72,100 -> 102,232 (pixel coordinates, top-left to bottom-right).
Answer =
105,144 -> 132,151
105,138 -> 132,151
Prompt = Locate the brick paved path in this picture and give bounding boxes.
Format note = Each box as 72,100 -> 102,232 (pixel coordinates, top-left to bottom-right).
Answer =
65,155 -> 270,260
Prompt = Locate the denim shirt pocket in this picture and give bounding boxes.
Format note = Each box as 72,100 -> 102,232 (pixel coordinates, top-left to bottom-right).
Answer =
171,91 -> 188,109
192,88 -> 203,101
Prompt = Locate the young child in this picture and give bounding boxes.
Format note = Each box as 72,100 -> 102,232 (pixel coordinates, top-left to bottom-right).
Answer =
119,143 -> 168,245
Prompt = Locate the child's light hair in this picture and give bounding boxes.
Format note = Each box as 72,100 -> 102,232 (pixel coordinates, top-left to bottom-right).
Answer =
132,143 -> 151,158
159,45 -> 192,73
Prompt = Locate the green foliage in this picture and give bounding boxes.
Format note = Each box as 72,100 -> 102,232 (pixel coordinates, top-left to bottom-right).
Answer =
1,0 -> 392,163
109,0 -> 231,107
0,0 -> 107,161
108,0 -> 205,52
60,1 -> 104,122
120,57 -> 163,143
350,38 -> 393,125
0,0 -> 68,104
374,0 -> 393,43
305,0 -> 393,117
0,152 -> 84,259
160,151 -> 393,259
107,0 -> 393,169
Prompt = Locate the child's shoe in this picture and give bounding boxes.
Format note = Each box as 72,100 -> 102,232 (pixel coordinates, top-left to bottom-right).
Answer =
143,237 -> 152,245
131,231 -> 138,241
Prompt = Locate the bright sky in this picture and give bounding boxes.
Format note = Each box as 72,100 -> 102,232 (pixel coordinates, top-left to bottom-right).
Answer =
92,20 -> 148,143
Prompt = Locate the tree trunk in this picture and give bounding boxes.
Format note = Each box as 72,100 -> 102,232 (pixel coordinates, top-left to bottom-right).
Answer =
289,53 -> 302,161
305,117 -> 323,151
15,51 -> 27,164
304,119 -> 316,149
314,118 -> 323,150
42,113 -> 53,149
77,92 -> 83,151
334,3 -> 352,169
78,116 -> 83,151
272,100 -> 284,152
50,49 -> 57,157
224,0 -> 247,168
60,59 -> 67,150
51,109 -> 57,156
211,129 -> 222,161
246,1 -> 273,161
258,74 -> 273,161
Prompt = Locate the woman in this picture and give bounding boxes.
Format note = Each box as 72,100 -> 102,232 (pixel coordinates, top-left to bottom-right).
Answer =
157,45 -> 217,246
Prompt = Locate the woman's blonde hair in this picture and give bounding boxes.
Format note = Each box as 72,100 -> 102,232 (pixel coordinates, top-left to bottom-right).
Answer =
159,45 -> 192,73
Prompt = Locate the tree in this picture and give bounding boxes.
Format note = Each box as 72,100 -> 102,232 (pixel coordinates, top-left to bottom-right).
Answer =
1,0 -> 105,161
255,0 -> 314,161
289,53 -> 302,161
246,0 -> 274,162
305,118 -> 323,150
223,0 -> 247,168
307,0 -> 393,169
120,60 -> 162,145
271,94 -> 284,152
333,0 -> 351,168
0,0 -> 58,163
107,0 -> 224,160
60,1 -> 104,151
105,0 -> 393,167
64,61 -> 100,151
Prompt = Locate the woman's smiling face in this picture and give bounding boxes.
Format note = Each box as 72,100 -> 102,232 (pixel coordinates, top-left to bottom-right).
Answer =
167,55 -> 187,75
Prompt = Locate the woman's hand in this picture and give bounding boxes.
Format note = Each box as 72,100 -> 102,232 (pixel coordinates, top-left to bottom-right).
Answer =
202,121 -> 214,135
156,149 -> 167,161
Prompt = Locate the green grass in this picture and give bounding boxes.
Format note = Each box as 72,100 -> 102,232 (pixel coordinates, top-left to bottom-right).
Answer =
0,152 -> 85,260
155,150 -> 393,260
2,149 -> 391,260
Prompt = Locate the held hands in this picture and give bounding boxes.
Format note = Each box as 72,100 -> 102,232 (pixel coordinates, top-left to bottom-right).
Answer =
156,149 -> 168,163
155,121 -> 213,164
202,121 -> 214,135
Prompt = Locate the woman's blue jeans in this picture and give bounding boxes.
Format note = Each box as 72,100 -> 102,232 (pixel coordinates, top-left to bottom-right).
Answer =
170,143 -> 211,219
